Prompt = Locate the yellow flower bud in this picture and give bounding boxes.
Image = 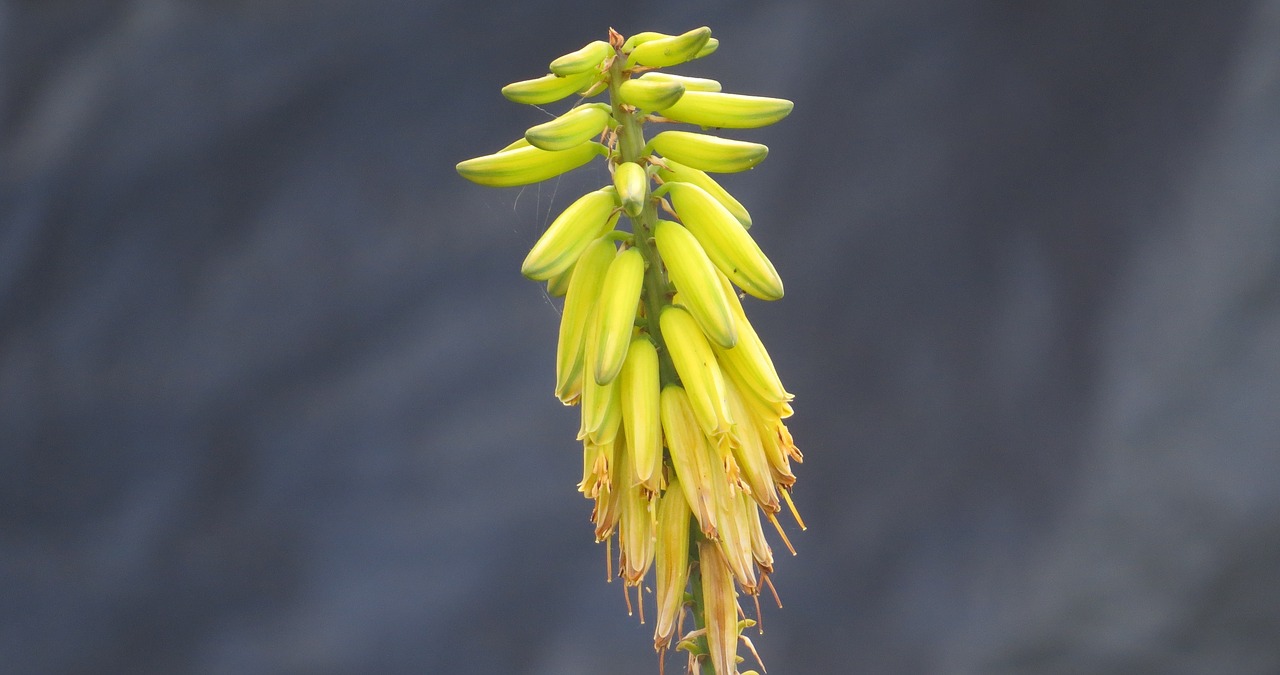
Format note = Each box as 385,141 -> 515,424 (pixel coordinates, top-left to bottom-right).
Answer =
660,385 -> 719,538
617,433 -> 656,587
620,337 -> 663,492
579,298 -> 624,445
710,466 -> 759,595
653,482 -> 692,650
722,376 -> 781,513
659,305 -> 734,441
555,238 -> 618,405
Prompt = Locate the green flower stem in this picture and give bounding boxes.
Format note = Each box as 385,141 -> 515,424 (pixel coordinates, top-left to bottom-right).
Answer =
608,51 -> 713,673
687,535 -> 711,655
607,55 -> 678,387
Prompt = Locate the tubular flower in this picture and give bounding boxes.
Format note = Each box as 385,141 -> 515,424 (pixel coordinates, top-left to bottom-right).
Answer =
457,26 -> 805,674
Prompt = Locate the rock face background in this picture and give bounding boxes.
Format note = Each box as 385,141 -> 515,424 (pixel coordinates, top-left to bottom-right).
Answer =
3,2 -> 1278,673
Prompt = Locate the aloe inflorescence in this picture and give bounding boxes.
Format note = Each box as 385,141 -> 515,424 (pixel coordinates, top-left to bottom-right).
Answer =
457,27 -> 805,675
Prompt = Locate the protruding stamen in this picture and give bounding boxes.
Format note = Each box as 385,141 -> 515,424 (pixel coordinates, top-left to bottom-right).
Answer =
780,488 -> 806,531
765,511 -> 797,556
762,573 -> 783,610
606,535 -> 613,582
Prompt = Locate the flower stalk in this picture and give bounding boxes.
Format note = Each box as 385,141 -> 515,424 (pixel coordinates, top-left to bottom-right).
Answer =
457,26 -> 804,674
606,50 -> 677,386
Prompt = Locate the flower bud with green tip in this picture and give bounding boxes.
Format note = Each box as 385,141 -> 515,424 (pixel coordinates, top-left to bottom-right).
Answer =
612,161 -> 649,217
521,187 -> 619,281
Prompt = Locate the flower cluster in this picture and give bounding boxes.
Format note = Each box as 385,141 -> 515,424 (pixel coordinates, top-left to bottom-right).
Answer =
457,27 -> 804,675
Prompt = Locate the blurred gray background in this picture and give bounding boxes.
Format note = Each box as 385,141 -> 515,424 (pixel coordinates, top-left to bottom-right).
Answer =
3,1 -> 1279,673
